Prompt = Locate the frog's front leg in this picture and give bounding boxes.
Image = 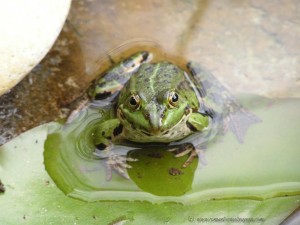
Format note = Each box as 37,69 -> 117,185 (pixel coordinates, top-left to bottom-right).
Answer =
170,112 -> 209,168
187,112 -> 210,131
93,118 -> 122,154
93,118 -> 136,180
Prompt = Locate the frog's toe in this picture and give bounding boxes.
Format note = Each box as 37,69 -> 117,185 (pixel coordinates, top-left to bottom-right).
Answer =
168,147 -> 179,152
108,162 -> 130,180
169,143 -> 194,157
105,165 -> 129,181
170,144 -> 206,168
126,157 -> 139,162
174,147 -> 193,158
182,150 -> 198,168
176,144 -> 197,168
106,159 -> 129,180
105,153 -> 137,180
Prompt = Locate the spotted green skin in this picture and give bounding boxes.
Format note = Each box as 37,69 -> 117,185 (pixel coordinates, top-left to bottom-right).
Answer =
91,52 -> 210,149
91,51 -> 260,151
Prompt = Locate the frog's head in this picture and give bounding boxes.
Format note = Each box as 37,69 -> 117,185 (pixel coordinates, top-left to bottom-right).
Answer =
117,62 -> 199,135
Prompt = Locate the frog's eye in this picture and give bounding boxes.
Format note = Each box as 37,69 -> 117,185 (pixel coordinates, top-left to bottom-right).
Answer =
168,91 -> 179,108
129,94 -> 140,109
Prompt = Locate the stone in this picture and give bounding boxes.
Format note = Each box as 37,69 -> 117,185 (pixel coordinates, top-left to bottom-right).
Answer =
0,0 -> 71,96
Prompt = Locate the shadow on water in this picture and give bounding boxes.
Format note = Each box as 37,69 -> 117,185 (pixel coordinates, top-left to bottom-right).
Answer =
176,0 -> 210,55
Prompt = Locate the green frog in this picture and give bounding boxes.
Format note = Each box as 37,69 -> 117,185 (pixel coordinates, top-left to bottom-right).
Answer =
86,51 -> 260,179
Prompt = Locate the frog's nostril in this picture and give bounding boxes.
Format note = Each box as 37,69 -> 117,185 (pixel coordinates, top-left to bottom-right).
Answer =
144,113 -> 150,119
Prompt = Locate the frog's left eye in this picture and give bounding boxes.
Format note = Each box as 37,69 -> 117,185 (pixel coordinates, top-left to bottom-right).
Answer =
129,94 -> 140,110
168,91 -> 179,108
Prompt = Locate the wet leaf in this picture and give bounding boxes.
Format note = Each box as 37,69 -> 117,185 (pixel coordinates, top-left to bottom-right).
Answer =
0,95 -> 300,224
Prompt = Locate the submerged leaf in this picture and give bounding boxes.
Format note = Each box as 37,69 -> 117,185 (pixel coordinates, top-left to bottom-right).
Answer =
41,95 -> 300,204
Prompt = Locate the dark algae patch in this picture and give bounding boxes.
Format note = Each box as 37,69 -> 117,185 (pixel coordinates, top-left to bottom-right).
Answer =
169,167 -> 184,176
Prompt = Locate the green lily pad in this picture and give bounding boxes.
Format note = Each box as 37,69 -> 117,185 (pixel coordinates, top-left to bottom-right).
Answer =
42,95 -> 300,204
0,95 -> 300,224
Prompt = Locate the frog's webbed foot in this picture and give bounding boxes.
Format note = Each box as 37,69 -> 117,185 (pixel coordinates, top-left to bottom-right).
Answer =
186,62 -> 261,143
224,107 -> 262,143
94,148 -> 138,180
169,143 -> 206,168
105,153 -> 138,180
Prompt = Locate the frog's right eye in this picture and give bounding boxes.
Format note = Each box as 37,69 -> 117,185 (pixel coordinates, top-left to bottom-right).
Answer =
129,94 -> 140,110
168,91 -> 179,108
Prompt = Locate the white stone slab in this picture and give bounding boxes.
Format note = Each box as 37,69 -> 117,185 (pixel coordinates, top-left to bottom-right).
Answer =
0,0 -> 71,96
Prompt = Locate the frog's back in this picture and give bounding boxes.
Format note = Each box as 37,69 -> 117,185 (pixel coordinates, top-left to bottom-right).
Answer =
127,62 -> 196,104
131,62 -> 185,91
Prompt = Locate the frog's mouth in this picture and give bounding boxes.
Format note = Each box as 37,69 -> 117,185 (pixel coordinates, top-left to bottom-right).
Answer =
140,129 -> 165,136
117,107 -> 191,139
140,129 -> 172,136
138,112 -> 191,137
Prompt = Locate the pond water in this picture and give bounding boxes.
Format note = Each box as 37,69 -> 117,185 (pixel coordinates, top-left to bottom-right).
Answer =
43,48 -> 300,204
0,0 -> 300,223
